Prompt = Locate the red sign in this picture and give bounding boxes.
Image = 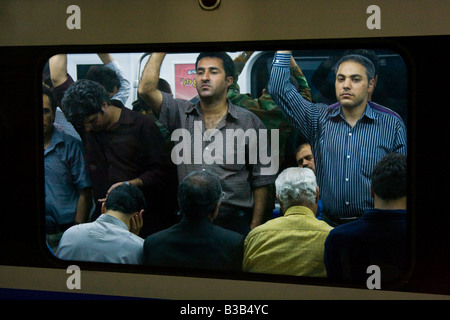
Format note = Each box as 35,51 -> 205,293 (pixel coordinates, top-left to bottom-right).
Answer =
174,63 -> 197,100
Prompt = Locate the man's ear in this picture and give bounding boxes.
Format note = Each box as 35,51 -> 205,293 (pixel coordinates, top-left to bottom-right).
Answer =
208,201 -> 220,221
101,101 -> 109,111
368,78 -> 376,94
226,76 -> 234,88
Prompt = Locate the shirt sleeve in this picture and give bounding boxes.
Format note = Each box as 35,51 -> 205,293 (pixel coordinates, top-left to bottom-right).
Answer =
268,52 -> 327,144
67,137 -> 92,190
158,91 -> 185,133
247,114 -> 277,188
135,115 -> 178,192
51,74 -> 75,106
106,60 -> 131,105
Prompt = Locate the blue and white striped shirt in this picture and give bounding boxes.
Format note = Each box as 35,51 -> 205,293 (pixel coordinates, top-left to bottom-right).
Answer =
269,52 -> 407,218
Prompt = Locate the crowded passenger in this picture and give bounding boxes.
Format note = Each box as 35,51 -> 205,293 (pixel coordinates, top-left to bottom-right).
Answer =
56,184 -> 146,264
294,140 -> 324,220
43,84 -> 92,253
144,170 -> 244,272
243,167 -> 332,277
269,50 -> 407,226
324,153 -> 408,287
60,79 -> 179,237
42,50 -> 409,282
48,53 -> 131,140
138,52 -> 276,236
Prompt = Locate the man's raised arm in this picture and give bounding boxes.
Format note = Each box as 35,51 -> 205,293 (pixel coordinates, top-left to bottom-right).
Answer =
49,54 -> 68,87
138,52 -> 166,116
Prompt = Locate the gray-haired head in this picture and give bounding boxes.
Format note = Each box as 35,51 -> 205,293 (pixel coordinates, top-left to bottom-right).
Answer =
275,167 -> 318,211
177,170 -> 222,219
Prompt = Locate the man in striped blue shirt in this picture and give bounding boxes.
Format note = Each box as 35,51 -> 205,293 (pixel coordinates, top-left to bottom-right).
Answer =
269,51 -> 407,226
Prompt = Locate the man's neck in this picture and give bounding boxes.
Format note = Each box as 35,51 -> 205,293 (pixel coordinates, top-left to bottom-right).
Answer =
105,210 -> 131,230
43,126 -> 54,150
342,102 -> 367,127
374,196 -> 407,211
105,105 -> 122,130
200,99 -> 228,129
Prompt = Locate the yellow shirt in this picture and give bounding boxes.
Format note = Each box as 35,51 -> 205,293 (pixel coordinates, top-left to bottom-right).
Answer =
243,206 -> 333,277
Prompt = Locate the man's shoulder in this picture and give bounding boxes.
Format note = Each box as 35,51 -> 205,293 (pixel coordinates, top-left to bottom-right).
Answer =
211,223 -> 244,243
368,101 -> 404,123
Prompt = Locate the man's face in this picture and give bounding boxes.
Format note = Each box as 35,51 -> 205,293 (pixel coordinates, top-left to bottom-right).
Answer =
335,61 -> 374,110
83,103 -> 109,132
43,94 -> 54,136
296,144 -> 315,173
195,57 -> 233,101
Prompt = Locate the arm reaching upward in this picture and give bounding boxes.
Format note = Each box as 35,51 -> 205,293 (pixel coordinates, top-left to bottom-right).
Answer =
49,54 -> 68,87
138,52 -> 166,116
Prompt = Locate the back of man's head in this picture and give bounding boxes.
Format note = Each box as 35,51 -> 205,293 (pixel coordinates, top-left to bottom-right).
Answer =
275,167 -> 317,211
178,170 -> 222,219
61,79 -> 110,127
371,153 -> 407,201
85,66 -> 121,95
105,184 -> 147,215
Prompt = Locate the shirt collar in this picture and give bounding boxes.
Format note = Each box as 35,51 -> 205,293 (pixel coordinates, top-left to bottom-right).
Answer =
284,206 -> 316,218
329,102 -> 377,121
185,99 -> 240,120
44,127 -> 65,155
97,213 -> 129,231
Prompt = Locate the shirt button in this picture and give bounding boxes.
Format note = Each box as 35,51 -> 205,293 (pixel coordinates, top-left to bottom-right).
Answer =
345,178 -> 349,181
349,132 -> 352,136
345,202 -> 350,206
347,155 -> 350,159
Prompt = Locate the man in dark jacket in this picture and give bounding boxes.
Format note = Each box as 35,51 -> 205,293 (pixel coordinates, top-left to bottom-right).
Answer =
143,170 -> 244,272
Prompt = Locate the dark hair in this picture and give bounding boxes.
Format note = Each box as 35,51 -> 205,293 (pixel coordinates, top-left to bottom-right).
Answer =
335,54 -> 376,80
345,49 -> 380,76
42,84 -> 57,114
177,170 -> 222,218
158,78 -> 172,94
61,79 -> 110,127
105,184 -> 147,215
371,153 -> 407,200
195,52 -> 236,79
85,66 -> 121,94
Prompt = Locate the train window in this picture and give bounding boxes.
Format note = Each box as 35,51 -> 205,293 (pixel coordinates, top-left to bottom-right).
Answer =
43,48 -> 410,289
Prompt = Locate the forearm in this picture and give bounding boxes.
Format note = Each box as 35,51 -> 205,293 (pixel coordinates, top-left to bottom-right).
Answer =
138,52 -> 165,114
251,185 -> 270,229
268,51 -> 318,133
74,188 -> 92,224
49,54 -> 68,87
105,58 -> 131,105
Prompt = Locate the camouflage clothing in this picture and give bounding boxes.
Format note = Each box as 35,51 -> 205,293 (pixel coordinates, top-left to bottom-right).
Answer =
227,58 -> 312,168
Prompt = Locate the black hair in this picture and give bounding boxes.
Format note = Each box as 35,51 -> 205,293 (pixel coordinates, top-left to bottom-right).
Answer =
158,78 -> 172,94
105,184 -> 147,215
60,79 -> 110,127
195,52 -> 236,79
371,153 -> 407,200
177,170 -> 222,218
334,54 -> 376,80
85,66 -> 121,94
42,84 -> 57,114
345,49 -> 380,76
